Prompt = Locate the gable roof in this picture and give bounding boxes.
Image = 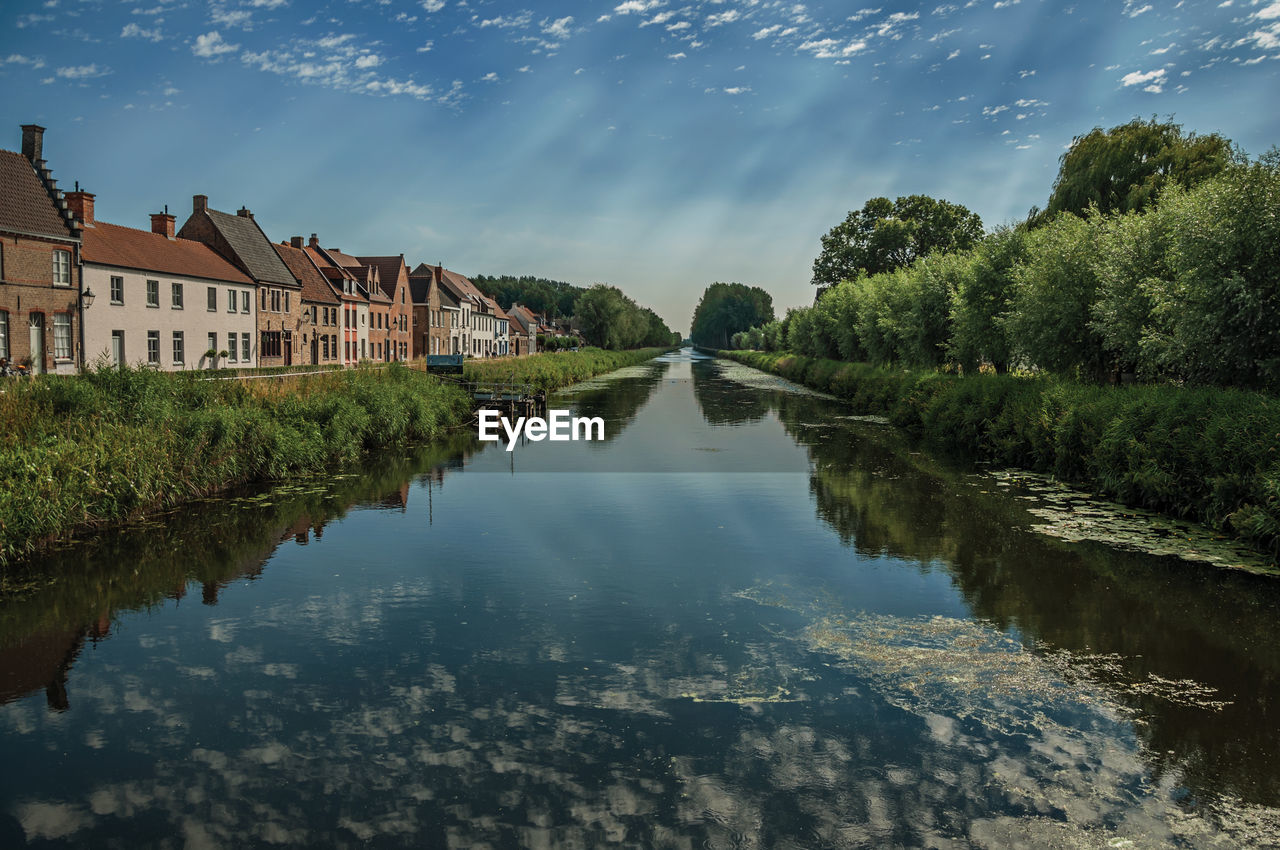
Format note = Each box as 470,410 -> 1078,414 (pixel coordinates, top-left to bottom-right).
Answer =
82,221 -> 252,283
357,255 -> 409,301
273,242 -> 340,305
0,149 -> 77,240
203,208 -> 296,286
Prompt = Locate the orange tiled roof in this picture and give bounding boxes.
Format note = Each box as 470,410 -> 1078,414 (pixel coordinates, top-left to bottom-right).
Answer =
82,221 -> 252,283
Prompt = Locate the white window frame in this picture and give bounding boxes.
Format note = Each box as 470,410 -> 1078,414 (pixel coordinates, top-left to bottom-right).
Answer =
171,282 -> 184,310
172,330 -> 184,365
52,249 -> 71,287
53,313 -> 72,360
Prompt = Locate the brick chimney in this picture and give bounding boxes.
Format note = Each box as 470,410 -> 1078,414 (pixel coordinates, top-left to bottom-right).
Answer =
237,207 -> 253,220
193,194 -> 208,213
433,264 -> 442,284
65,189 -> 95,227
290,236 -> 304,249
308,233 -> 319,248
21,124 -> 45,164
150,211 -> 175,238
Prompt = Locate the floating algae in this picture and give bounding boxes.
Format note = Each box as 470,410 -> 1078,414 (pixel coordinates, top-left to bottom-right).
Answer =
989,470 -> 1279,575
712,360 -> 835,398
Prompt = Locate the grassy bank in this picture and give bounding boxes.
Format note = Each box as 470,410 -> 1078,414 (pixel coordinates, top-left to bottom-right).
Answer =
0,364 -> 471,567
721,349 -> 1280,561
461,346 -> 676,391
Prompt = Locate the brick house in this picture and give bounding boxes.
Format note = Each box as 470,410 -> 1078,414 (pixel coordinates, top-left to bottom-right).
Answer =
506,304 -> 539,357
359,255 -> 413,362
75,194 -> 258,371
274,238 -> 341,366
178,196 -> 302,367
304,237 -> 370,364
408,263 -> 451,358
0,125 -> 83,374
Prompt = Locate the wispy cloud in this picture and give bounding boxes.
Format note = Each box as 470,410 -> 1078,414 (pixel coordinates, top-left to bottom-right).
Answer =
192,31 -> 239,58
121,22 -> 162,42
55,64 -> 112,80
1120,67 -> 1167,91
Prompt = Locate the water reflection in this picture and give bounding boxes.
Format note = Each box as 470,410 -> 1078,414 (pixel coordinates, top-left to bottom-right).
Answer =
1,351 -> 1279,846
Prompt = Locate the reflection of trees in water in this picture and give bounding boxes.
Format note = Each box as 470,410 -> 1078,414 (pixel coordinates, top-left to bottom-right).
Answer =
559,360 -> 668,442
0,432 -> 480,710
690,359 -> 774,425
770,392 -> 1280,807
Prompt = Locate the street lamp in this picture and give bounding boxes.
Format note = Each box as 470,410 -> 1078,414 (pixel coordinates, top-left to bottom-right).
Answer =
80,287 -> 95,309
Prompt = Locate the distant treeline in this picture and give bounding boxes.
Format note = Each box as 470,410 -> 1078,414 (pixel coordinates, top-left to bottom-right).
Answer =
472,274 -> 679,350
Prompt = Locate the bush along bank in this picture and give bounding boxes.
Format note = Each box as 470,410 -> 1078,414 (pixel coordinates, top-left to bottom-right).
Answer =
0,363 -> 472,567
462,346 -> 677,392
720,350 -> 1280,563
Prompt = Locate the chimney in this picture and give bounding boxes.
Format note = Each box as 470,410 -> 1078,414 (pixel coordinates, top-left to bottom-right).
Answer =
193,194 -> 208,213
237,206 -> 253,220
308,233 -> 319,248
150,211 -> 176,238
290,236 -> 303,249
21,124 -> 45,164
433,264 -> 442,284
65,189 -> 95,227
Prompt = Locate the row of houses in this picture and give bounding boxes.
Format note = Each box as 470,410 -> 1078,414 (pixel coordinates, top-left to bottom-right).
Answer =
0,124 -> 562,373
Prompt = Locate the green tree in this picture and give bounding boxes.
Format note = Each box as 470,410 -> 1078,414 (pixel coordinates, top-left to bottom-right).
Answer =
812,195 -> 983,288
1041,117 -> 1233,220
689,283 -> 775,348
949,226 -> 1027,374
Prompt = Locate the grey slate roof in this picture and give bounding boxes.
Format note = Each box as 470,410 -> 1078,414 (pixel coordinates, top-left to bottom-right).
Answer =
205,208 -> 296,286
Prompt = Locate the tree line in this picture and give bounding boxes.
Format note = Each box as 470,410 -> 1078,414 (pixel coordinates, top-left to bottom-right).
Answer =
472,274 -> 678,350
720,118 -> 1280,392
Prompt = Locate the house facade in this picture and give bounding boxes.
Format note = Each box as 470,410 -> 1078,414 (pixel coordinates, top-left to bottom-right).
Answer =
359,255 -> 412,362
506,304 -> 539,357
179,197 -> 302,367
0,125 -> 83,374
274,238 -> 341,366
77,197 -> 258,371
305,237 -> 371,363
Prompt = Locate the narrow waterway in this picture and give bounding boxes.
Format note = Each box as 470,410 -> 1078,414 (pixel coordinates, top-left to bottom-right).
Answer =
2,349 -> 1279,847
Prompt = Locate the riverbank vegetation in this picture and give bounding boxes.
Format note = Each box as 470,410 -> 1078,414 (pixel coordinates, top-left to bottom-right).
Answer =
721,350 -> 1280,560
0,364 -> 471,567
689,282 -> 775,349
464,346 -> 676,392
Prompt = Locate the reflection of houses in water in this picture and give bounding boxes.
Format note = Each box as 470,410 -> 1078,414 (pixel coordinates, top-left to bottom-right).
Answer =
377,482 -> 411,512
0,618 -> 111,712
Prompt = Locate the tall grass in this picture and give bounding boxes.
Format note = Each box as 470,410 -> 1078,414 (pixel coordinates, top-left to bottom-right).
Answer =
460,347 -> 675,391
0,363 -> 471,566
722,349 -> 1280,559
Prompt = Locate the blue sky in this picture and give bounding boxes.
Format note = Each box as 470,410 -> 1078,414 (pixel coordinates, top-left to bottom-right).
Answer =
2,0 -> 1278,331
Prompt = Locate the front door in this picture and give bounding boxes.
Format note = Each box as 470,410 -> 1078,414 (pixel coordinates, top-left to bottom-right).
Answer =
28,314 -> 45,373
311,335 -> 318,364
282,331 -> 293,366
111,330 -> 124,367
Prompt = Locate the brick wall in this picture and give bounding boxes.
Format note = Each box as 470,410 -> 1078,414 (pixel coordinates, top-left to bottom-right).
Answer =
0,234 -> 81,373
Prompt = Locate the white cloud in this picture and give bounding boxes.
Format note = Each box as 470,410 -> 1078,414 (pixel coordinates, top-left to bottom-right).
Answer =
249,0 -> 288,8
706,10 -> 740,27
982,104 -> 1009,115
667,21 -> 690,31
121,22 -> 162,41
542,16 -> 573,39
1256,3 -> 1280,20
947,49 -> 960,59
723,86 -> 750,94
2,54 -> 47,69
480,71 -> 498,82
848,8 -> 882,21
192,31 -> 239,58
479,12 -> 532,29
993,0 -> 1020,8
416,41 -> 434,52
354,53 -> 382,68
1120,67 -> 1166,90
753,25 -> 781,39
640,11 -> 674,27
421,0 -> 445,11
614,0 -> 664,15
1129,4 -> 1153,17
211,9 -> 253,28
668,51 -> 686,59
55,63 -> 111,79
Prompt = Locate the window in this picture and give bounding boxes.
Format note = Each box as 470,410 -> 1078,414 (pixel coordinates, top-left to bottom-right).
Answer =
171,282 -> 184,309
321,335 -> 329,360
228,332 -> 238,363
172,330 -> 185,365
53,313 -> 72,359
0,310 -> 7,361
261,331 -> 282,358
262,289 -> 268,310
241,332 -> 250,363
270,289 -> 281,313
147,279 -> 159,307
227,288 -> 237,313
284,291 -> 290,314
52,250 -> 71,286
110,276 -> 124,304
242,291 -> 250,313
207,287 -> 217,312
147,330 -> 160,364
208,332 -> 218,358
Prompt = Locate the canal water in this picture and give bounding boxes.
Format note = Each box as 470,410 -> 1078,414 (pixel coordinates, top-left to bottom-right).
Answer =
2,348 -> 1279,847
